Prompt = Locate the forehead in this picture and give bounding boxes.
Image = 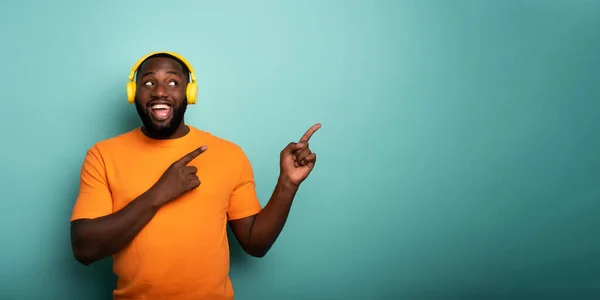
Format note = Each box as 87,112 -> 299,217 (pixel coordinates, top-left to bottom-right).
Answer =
138,57 -> 184,75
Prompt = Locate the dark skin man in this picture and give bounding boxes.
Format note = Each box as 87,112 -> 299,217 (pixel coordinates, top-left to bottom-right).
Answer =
70,55 -> 320,264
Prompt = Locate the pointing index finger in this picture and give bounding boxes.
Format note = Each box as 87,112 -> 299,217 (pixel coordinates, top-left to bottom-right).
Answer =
299,123 -> 321,142
176,145 -> 208,166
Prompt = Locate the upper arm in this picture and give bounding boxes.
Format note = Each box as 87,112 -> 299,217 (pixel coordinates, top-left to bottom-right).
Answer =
228,214 -> 256,249
226,148 -> 262,222
70,145 -> 113,222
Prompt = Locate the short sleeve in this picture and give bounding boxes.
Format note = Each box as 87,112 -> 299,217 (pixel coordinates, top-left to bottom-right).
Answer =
70,145 -> 113,222
227,149 -> 263,221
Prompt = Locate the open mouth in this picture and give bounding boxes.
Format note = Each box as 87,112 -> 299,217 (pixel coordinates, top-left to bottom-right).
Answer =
149,103 -> 173,121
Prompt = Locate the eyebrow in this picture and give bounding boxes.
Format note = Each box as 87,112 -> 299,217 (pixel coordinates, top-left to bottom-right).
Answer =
140,70 -> 181,78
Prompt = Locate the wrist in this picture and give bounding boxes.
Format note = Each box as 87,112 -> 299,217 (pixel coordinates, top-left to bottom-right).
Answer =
278,175 -> 300,191
146,185 -> 170,209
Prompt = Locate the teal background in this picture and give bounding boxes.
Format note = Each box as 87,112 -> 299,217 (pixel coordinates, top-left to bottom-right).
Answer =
1,0 -> 599,299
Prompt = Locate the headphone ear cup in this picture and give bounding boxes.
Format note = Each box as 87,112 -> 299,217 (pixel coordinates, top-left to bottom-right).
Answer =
186,82 -> 198,104
126,81 -> 136,104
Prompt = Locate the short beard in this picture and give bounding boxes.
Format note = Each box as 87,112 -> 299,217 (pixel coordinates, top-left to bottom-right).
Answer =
135,98 -> 188,139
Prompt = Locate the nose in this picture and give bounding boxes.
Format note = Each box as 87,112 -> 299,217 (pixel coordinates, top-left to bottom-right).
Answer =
151,84 -> 168,98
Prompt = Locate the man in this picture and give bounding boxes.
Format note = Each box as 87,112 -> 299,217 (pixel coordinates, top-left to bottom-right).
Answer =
69,51 -> 320,300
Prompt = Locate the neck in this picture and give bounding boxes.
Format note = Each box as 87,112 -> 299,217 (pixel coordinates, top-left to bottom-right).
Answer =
142,121 -> 190,140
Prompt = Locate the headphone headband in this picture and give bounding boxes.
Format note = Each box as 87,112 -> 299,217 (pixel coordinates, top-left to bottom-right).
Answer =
128,51 -> 196,83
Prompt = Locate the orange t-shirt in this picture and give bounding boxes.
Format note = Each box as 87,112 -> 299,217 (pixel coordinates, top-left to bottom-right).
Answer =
70,125 -> 262,300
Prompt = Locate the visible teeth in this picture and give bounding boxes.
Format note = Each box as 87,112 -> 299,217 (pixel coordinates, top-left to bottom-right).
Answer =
151,104 -> 170,110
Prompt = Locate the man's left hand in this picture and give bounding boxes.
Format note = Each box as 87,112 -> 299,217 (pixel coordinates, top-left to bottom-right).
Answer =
279,123 -> 321,186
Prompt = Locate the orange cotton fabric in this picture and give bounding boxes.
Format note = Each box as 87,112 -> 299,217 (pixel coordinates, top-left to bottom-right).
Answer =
70,126 -> 262,300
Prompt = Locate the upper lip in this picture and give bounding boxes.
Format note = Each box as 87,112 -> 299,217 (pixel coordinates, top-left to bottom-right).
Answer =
147,99 -> 174,107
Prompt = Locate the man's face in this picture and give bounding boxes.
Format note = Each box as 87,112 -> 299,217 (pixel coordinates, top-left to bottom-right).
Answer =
134,56 -> 188,138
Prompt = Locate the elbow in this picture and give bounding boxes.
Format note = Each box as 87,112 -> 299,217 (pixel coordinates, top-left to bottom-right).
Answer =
70,232 -> 98,265
244,245 -> 270,258
70,221 -> 99,265
72,244 -> 96,266
248,251 -> 267,258
75,257 -> 93,266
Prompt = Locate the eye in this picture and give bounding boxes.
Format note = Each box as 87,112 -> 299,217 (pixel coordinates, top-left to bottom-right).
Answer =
144,81 -> 154,86
168,81 -> 177,86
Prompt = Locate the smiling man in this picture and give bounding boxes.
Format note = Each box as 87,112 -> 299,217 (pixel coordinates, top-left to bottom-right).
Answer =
69,52 -> 321,300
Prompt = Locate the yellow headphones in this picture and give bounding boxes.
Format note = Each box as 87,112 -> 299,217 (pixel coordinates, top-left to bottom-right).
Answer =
126,51 -> 198,104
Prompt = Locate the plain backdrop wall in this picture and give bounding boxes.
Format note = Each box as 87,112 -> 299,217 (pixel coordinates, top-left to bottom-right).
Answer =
1,0 -> 600,299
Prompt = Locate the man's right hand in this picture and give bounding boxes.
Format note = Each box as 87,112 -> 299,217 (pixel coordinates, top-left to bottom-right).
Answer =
70,145 -> 209,265
152,145 -> 208,205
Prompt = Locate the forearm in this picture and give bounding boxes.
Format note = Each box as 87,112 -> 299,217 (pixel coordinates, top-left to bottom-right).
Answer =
70,187 -> 165,265
246,176 -> 299,256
